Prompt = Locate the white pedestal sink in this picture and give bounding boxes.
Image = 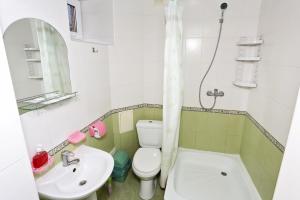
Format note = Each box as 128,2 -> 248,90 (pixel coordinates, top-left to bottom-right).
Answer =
36,145 -> 114,200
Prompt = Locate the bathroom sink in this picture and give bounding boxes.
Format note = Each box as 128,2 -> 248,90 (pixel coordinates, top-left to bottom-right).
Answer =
36,145 -> 114,200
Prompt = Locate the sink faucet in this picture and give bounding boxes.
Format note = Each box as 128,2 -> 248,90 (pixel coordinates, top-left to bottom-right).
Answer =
61,150 -> 80,167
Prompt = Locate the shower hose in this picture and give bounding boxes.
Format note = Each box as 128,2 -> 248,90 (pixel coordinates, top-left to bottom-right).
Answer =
198,18 -> 224,109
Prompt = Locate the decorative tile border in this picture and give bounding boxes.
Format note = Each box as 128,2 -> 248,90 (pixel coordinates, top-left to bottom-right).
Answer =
48,104 -> 146,155
48,103 -> 285,155
80,104 -> 144,133
48,140 -> 69,156
143,103 -> 163,109
246,113 -> 285,153
182,106 -> 247,115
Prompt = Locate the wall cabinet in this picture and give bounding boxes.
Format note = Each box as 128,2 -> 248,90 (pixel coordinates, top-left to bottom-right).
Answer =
67,0 -> 114,45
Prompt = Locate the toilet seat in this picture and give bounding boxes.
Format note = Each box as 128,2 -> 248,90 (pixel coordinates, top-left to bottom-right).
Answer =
133,148 -> 161,178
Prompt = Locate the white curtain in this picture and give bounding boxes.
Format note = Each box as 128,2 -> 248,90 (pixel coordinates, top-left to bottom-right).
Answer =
35,21 -> 71,94
160,0 -> 183,188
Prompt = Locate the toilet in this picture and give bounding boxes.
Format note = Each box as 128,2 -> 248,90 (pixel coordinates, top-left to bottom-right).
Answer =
132,120 -> 162,200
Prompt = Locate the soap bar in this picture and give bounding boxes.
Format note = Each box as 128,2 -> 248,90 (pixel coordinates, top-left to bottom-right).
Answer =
32,151 -> 48,168
68,131 -> 86,144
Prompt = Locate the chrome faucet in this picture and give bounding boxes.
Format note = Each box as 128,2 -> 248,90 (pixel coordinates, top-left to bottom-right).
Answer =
61,150 -> 80,167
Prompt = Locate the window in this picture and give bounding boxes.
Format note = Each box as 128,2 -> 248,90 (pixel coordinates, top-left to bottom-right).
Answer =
67,4 -> 77,32
66,0 -> 82,39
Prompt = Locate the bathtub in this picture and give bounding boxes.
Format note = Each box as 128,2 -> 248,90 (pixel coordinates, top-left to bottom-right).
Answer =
164,148 -> 261,200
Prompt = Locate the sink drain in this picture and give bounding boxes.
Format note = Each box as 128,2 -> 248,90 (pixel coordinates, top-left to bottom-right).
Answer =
79,180 -> 87,186
221,171 -> 227,176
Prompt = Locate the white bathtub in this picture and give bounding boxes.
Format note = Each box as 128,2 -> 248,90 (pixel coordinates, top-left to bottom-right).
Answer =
164,148 -> 261,200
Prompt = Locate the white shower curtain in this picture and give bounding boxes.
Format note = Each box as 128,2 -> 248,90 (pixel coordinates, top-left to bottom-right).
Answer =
35,21 -> 71,94
160,0 -> 183,188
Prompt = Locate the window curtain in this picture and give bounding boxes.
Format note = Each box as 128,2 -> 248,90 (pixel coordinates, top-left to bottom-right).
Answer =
35,21 -> 71,94
160,0 -> 183,188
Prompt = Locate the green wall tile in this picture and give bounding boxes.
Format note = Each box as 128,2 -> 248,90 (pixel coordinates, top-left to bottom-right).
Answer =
179,110 -> 245,154
143,107 -> 163,120
111,109 -> 142,158
84,117 -> 115,153
240,118 -> 283,200
225,133 -> 242,154
112,113 -> 121,148
119,130 -> 139,158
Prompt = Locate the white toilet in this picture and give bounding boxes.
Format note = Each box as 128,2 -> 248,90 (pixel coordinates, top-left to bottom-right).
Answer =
132,120 -> 162,200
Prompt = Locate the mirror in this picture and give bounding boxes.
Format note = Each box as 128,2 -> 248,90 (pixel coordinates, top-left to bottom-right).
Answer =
3,18 -> 74,114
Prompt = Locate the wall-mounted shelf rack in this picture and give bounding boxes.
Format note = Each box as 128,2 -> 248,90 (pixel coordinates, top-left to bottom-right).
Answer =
17,91 -> 77,112
24,47 -> 40,51
233,81 -> 257,88
233,36 -> 263,89
237,40 -> 263,46
26,58 -> 41,62
24,45 -> 43,79
27,76 -> 43,80
236,57 -> 261,62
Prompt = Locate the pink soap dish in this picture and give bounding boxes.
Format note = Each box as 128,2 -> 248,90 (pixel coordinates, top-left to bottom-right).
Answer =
32,156 -> 54,175
67,131 -> 86,144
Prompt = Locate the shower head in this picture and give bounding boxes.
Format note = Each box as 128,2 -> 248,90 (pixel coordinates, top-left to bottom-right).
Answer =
220,3 -> 228,10
219,2 -> 228,23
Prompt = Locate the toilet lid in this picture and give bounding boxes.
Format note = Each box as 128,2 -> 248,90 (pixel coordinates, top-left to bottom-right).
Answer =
133,148 -> 161,173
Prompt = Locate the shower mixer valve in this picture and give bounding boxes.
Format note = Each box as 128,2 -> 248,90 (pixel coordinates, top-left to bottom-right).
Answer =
207,89 -> 224,97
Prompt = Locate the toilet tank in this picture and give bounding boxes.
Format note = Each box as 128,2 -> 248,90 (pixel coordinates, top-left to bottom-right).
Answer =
136,120 -> 162,148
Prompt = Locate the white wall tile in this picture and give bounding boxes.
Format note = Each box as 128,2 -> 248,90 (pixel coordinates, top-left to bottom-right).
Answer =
109,0 -> 145,108
143,14 -> 165,39
0,34 -> 30,171
113,0 -> 143,16
110,82 -> 144,108
0,31 -> 38,199
247,0 -> 300,146
0,158 -> 39,200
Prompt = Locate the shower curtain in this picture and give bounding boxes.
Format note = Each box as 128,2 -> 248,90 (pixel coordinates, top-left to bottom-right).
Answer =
160,0 -> 183,188
35,21 -> 71,94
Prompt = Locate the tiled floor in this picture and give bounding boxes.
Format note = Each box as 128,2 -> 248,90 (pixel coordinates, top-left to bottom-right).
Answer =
98,171 -> 165,200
